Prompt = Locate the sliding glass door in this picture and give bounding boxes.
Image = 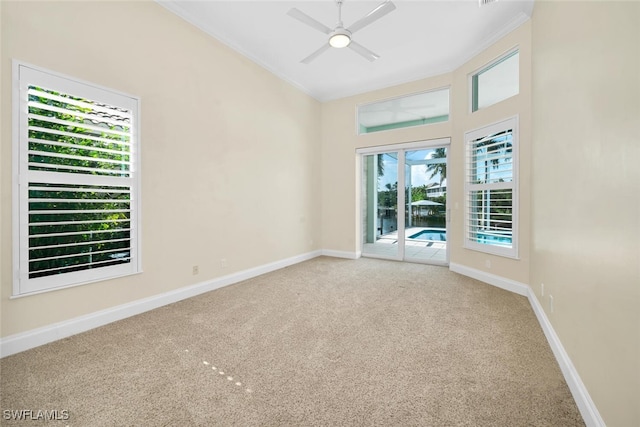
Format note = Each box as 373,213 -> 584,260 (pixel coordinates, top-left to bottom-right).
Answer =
361,141 -> 449,265
403,148 -> 447,263
363,152 -> 400,258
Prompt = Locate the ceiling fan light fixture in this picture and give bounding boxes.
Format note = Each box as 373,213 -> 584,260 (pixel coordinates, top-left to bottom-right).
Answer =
329,29 -> 351,48
288,0 -> 396,63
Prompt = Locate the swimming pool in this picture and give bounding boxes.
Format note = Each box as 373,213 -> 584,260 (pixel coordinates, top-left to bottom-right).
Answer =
408,229 -> 447,241
408,229 -> 513,245
474,233 -> 512,245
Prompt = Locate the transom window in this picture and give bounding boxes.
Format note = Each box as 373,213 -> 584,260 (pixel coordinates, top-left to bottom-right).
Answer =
13,62 -> 141,296
471,50 -> 519,112
357,88 -> 450,134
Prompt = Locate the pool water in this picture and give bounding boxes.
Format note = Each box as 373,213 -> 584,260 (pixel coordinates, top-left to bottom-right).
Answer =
409,229 -> 447,241
408,229 -> 513,245
475,233 -> 512,245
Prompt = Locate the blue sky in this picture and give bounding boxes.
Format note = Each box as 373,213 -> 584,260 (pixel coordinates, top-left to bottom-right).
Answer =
378,150 -> 445,191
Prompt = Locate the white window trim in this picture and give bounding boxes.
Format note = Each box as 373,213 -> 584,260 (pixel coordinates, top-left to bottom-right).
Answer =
12,60 -> 142,297
464,116 -> 519,259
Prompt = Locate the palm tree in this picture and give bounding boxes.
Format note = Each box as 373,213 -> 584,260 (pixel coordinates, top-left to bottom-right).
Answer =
383,182 -> 397,208
425,147 -> 447,187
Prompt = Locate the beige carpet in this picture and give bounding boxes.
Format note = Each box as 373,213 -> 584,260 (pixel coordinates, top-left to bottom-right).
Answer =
1,257 -> 584,426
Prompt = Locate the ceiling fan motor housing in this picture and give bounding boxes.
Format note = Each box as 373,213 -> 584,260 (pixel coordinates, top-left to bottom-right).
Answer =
329,27 -> 352,48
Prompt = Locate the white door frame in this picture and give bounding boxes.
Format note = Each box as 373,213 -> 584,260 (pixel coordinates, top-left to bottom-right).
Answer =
357,138 -> 451,265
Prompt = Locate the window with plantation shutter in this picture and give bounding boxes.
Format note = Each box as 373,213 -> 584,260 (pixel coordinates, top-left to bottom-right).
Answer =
464,117 -> 518,258
13,62 -> 141,296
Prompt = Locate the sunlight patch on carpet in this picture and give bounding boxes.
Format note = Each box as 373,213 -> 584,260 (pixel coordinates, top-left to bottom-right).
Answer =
181,348 -> 254,394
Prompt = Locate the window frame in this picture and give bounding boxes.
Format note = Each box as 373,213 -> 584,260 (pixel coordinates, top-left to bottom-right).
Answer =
470,48 -> 519,113
12,61 -> 142,297
464,116 -> 519,259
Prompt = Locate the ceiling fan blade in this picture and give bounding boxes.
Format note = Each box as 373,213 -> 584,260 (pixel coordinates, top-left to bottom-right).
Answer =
301,44 -> 331,64
348,41 -> 380,62
287,8 -> 332,35
347,1 -> 396,34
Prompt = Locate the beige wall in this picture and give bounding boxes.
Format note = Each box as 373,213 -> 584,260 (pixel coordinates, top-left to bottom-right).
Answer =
2,1 -> 638,424
531,2 -> 640,426
320,73 -> 453,254
0,0 -> 321,337
320,23 -> 531,286
450,23 -> 532,284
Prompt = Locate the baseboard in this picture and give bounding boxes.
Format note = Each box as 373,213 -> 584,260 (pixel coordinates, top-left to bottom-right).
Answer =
1,253 -> 605,427
450,262 -> 604,427
449,262 -> 529,296
527,288 -> 605,427
0,250 -> 322,358
321,249 -> 360,259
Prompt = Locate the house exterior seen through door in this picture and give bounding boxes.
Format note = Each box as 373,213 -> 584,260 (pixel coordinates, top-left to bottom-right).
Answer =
360,140 -> 449,265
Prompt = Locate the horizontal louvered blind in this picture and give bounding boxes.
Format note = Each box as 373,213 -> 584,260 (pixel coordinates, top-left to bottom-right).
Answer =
28,86 -> 132,177
15,63 -> 140,295
468,133 -> 513,185
464,118 -> 517,258
467,189 -> 513,248
28,182 -> 132,279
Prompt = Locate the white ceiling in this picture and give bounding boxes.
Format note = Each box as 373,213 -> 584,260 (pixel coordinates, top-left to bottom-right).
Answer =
157,0 -> 534,102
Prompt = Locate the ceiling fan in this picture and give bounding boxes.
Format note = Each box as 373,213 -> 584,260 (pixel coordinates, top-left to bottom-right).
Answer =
287,0 -> 397,64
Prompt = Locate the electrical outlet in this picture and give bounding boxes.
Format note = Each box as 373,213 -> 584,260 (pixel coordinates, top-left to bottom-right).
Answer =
192,265 -> 199,275
485,259 -> 491,269
541,283 -> 544,297
220,258 -> 227,269
549,295 -> 554,314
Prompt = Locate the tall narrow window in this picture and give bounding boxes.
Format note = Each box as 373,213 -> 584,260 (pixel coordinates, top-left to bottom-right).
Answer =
13,62 -> 141,295
464,117 -> 518,258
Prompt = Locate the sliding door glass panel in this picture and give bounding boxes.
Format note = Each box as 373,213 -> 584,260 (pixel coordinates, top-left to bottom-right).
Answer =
403,148 -> 447,263
362,152 -> 399,258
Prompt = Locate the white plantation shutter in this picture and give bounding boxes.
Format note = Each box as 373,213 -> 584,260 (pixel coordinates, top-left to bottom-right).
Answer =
464,117 -> 518,258
14,63 -> 141,295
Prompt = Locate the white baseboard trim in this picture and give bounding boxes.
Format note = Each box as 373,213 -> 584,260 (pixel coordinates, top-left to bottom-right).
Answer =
0,250 -> 322,358
449,262 -> 529,296
1,253 -> 605,427
321,249 -> 360,259
450,262 -> 604,427
527,288 -> 605,427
